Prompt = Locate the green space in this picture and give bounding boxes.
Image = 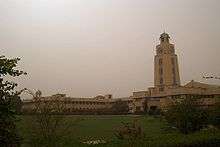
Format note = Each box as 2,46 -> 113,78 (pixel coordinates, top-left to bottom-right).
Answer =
17,115 -> 220,147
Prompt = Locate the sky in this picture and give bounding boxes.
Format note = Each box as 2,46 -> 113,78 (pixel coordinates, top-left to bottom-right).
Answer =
0,0 -> 220,98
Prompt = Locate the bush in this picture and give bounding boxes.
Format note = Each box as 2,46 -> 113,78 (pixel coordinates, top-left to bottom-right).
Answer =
111,99 -> 129,114
208,102 -> 220,129
114,119 -> 146,146
165,97 -> 209,134
148,108 -> 161,116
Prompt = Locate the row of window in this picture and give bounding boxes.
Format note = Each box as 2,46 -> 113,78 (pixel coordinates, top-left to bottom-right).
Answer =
66,107 -> 100,111
157,49 -> 175,54
171,94 -> 214,99
63,101 -> 132,105
64,101 -> 108,105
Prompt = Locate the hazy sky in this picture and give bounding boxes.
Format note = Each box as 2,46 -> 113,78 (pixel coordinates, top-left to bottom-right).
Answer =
1,0 -> 220,98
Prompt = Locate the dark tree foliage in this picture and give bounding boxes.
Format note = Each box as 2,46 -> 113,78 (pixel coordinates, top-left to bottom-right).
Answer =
111,99 -> 129,114
209,101 -> 220,129
165,97 -> 209,134
0,55 -> 26,146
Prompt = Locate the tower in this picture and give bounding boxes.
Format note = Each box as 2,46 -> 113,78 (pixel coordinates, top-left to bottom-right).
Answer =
154,32 -> 181,91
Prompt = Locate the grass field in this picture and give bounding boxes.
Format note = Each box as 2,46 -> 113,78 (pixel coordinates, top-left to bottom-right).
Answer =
17,115 -> 220,147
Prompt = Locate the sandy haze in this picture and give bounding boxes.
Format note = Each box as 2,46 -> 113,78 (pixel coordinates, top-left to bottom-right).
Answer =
0,0 -> 220,98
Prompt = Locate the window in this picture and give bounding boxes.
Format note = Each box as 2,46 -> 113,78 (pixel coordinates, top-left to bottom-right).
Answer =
150,106 -> 157,111
159,87 -> 164,91
171,58 -> 175,65
173,77 -> 176,85
159,68 -> 163,75
173,67 -> 176,85
160,77 -> 163,84
159,58 -> 163,65
136,106 -> 141,111
172,68 -> 175,74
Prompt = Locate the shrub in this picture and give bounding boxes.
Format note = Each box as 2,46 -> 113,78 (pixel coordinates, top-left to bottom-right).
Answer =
114,119 -> 146,146
165,97 -> 209,134
208,101 -> 220,129
111,99 -> 129,114
148,108 -> 161,116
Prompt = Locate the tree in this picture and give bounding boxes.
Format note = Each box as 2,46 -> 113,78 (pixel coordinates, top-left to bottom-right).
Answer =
209,101 -> 220,128
111,99 -> 129,114
11,95 -> 23,114
0,55 -> 26,146
164,97 -> 209,134
25,91 -> 80,147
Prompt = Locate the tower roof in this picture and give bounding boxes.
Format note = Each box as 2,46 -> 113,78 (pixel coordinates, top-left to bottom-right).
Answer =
160,32 -> 170,40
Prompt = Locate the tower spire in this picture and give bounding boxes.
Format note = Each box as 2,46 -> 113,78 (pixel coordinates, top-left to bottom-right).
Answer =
160,32 -> 170,43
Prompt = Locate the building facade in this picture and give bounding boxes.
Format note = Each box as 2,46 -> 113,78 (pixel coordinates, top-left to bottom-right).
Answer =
22,94 -> 134,114
132,32 -> 220,113
22,32 -> 220,114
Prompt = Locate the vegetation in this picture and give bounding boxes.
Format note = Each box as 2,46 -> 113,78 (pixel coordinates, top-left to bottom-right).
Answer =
23,90 -> 80,147
1,54 -> 219,146
17,94 -> 220,146
0,55 -> 26,146
111,99 -> 130,114
164,97 -> 209,134
209,101 -> 220,129
114,118 -> 146,147
148,108 -> 161,116
17,115 -> 220,147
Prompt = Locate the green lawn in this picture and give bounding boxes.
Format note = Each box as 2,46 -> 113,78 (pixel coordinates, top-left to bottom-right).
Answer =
17,115 -> 220,147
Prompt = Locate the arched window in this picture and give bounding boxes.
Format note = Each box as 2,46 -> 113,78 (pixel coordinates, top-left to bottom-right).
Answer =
159,58 -> 163,66
171,58 -> 175,65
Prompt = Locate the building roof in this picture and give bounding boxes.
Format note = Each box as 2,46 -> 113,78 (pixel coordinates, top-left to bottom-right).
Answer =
184,80 -> 220,89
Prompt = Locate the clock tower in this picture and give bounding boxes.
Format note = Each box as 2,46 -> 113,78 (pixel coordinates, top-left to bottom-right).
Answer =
154,32 -> 181,91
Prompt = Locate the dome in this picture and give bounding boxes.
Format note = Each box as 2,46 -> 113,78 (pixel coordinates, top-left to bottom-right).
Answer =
160,32 -> 170,39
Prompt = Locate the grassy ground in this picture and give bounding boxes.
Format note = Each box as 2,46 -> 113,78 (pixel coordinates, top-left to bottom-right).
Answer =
17,115 -> 220,147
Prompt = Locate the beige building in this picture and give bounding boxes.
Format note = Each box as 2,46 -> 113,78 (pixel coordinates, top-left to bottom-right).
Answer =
132,32 -> 220,113
22,32 -> 220,114
22,94 -> 134,114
